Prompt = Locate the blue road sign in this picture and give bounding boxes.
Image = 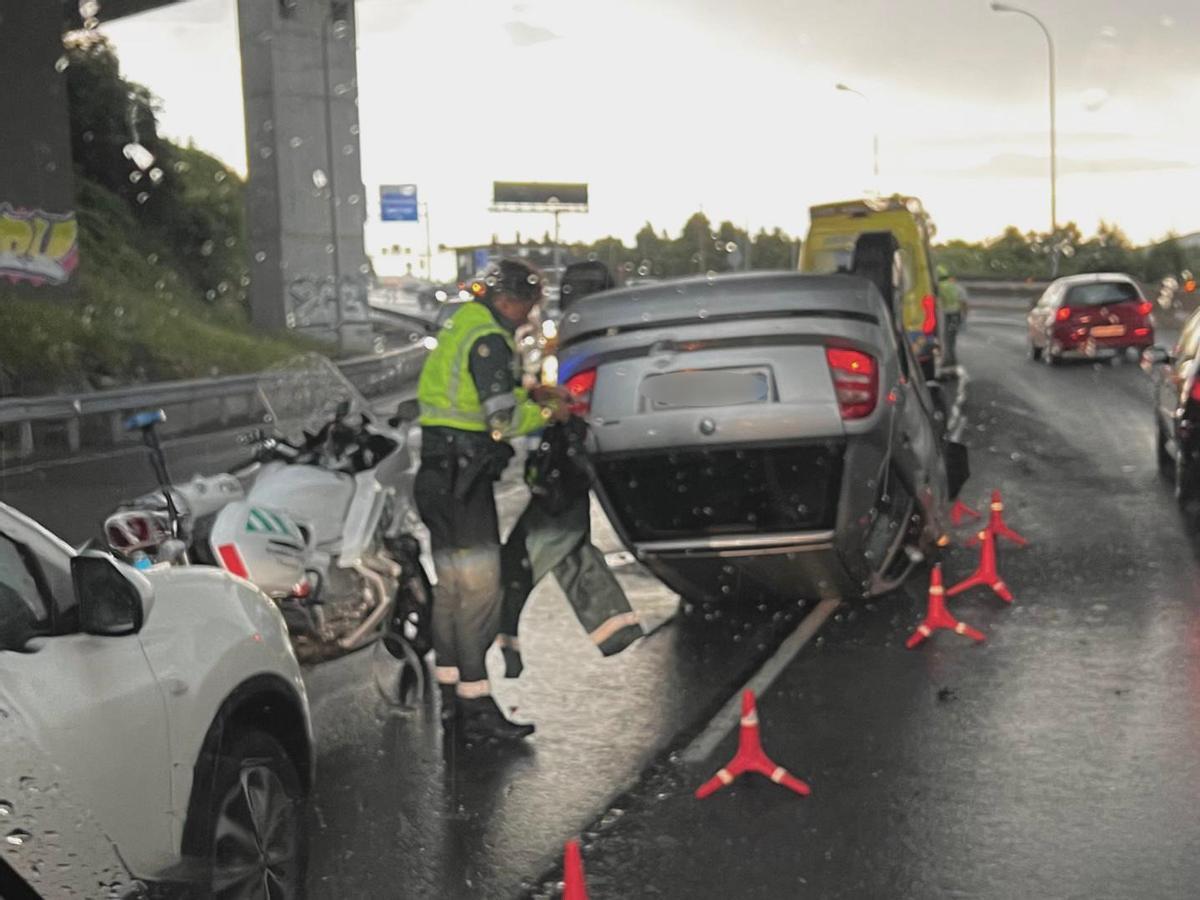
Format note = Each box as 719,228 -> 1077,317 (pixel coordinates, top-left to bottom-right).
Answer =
380,184 -> 419,222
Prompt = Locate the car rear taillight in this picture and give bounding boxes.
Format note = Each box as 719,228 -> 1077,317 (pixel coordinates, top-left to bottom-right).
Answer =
564,368 -> 597,415
1190,379 -> 1200,403
216,543 -> 250,579
825,347 -> 878,420
1055,307 -> 1072,322
921,294 -> 937,334
1138,302 -> 1153,317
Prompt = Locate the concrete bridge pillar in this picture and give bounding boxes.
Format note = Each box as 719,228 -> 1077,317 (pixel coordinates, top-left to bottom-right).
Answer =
237,0 -> 372,351
0,1 -> 78,297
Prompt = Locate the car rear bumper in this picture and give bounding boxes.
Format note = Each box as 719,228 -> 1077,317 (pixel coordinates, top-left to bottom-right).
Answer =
1053,327 -> 1154,352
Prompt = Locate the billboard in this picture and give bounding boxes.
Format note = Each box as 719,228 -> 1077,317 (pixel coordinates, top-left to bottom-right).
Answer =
380,184 -> 419,222
492,182 -> 588,211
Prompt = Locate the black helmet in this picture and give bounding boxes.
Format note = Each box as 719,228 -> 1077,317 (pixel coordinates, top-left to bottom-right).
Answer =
477,258 -> 544,304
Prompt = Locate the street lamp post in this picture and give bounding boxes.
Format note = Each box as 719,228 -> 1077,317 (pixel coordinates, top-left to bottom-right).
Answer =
835,82 -> 879,182
991,2 -> 1058,273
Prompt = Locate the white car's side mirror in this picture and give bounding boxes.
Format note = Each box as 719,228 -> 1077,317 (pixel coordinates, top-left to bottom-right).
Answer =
71,552 -> 155,637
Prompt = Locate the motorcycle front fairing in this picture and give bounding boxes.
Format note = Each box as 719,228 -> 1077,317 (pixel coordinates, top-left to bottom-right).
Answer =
207,499 -> 310,599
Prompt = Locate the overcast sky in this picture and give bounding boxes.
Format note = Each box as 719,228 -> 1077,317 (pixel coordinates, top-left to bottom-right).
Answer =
103,0 -> 1200,267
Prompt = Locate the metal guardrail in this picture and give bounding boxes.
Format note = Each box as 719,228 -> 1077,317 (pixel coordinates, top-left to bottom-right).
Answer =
0,346 -> 428,461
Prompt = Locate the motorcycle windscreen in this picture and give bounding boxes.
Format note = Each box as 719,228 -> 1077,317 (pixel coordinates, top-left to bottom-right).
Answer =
257,352 -> 373,443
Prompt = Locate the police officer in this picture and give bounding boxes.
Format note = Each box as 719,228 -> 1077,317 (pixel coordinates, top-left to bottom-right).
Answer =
936,264 -> 967,367
414,257 -> 568,743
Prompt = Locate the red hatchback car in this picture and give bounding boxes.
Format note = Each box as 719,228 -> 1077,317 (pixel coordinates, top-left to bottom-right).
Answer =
1027,273 -> 1155,365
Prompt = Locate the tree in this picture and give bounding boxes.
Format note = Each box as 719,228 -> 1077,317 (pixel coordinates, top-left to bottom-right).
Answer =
62,32 -> 248,306
751,228 -> 798,270
1143,234 -> 1187,282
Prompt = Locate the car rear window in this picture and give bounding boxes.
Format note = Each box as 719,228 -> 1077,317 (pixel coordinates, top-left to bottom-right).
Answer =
1063,281 -> 1140,306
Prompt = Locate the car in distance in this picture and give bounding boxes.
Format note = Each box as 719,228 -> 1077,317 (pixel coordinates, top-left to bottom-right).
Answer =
1145,307 -> 1200,510
0,501 -> 314,898
556,271 -> 967,605
1028,273 -> 1154,365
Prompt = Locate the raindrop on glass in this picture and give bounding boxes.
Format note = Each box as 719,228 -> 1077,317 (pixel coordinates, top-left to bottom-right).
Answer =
136,192 -> 150,204
332,19 -> 350,39
254,251 -> 267,263
199,240 -> 215,257
0,801 -> 10,817
148,167 -> 164,184
5,829 -> 31,846
288,136 -> 304,149
55,56 -> 70,73
312,169 -> 329,189
213,170 -> 227,183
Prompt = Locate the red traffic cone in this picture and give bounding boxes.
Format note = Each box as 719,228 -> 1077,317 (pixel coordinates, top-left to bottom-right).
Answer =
950,498 -> 982,526
949,528 -> 1014,603
972,490 -> 1027,547
695,691 -> 810,799
906,563 -> 986,648
563,839 -> 588,900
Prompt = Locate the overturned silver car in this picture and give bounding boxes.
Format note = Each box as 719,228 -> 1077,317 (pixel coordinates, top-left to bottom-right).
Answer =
556,272 -> 967,604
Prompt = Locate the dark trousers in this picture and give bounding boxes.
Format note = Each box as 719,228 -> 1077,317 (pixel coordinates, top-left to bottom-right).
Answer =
943,311 -> 962,366
413,455 -> 502,692
499,492 -> 642,655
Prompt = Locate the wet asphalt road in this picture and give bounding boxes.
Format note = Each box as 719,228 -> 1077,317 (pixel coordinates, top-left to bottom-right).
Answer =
5,300 -> 1198,899
558,309 -> 1200,899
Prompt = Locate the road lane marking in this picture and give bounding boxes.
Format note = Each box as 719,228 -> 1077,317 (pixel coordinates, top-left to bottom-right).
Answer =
679,596 -> 841,765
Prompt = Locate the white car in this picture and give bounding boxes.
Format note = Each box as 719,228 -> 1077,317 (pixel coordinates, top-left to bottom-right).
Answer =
0,501 -> 314,898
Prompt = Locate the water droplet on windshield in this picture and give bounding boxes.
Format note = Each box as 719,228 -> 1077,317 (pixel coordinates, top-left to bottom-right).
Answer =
5,828 -> 31,846
332,19 -> 350,39
199,240 -> 214,257
0,801 -> 11,816
312,169 -> 329,189
254,251 -> 267,263
55,55 -> 70,73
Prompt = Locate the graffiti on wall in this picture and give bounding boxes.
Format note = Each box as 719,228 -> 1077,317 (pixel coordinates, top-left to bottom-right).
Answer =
286,274 -> 369,329
0,203 -> 79,286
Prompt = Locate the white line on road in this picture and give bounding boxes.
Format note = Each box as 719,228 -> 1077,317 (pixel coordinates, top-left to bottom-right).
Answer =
678,596 -> 840,766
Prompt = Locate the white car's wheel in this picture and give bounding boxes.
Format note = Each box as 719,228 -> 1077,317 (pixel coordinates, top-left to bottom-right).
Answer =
206,730 -> 306,900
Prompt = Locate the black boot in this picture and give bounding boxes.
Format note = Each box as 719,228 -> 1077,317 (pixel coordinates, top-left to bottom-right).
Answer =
459,696 -> 535,743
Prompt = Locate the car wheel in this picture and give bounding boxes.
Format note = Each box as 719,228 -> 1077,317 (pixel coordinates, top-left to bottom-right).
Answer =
1176,454 -> 1200,512
1028,341 -> 1043,362
1156,419 -> 1173,475
205,730 -> 306,900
